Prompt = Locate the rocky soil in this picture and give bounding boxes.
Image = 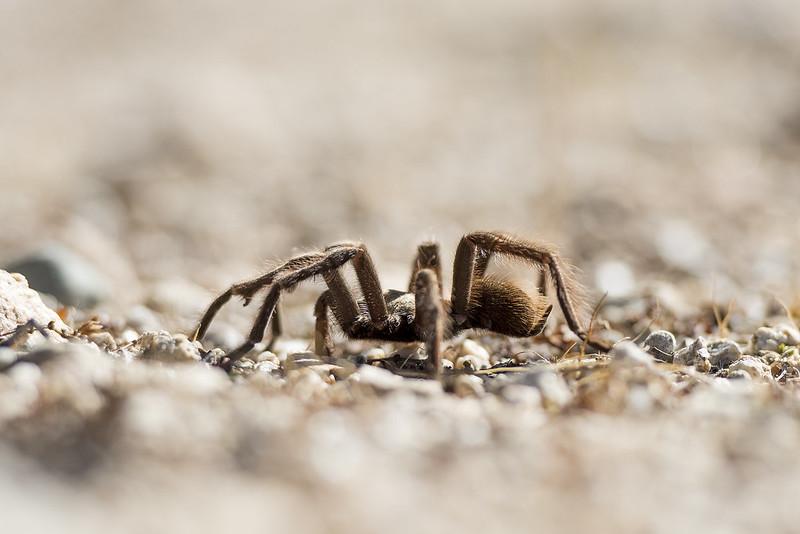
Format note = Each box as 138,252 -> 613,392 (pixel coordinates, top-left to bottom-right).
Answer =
2,268 -> 800,534
4,1 -> 800,533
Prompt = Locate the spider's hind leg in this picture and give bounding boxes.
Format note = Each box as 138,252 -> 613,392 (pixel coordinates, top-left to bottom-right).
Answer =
408,241 -> 443,299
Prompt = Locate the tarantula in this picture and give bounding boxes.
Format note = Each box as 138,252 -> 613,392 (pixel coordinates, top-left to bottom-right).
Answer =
193,231 -> 608,376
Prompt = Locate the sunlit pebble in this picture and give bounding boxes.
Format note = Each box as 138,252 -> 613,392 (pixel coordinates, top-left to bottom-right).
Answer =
459,339 -> 490,361
707,340 -> 743,369
89,331 -> 117,352
273,339 -> 313,361
456,355 -> 489,371
729,357 -> 771,380
119,328 -> 139,344
643,330 -> 676,362
256,351 -> 279,364
753,325 -> 800,352
453,375 -> 485,398
363,347 -> 386,361
254,360 -> 279,375
695,358 -> 712,373
442,359 -> 454,371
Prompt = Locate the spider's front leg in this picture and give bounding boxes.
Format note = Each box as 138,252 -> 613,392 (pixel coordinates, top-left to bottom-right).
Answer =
193,253 -> 325,342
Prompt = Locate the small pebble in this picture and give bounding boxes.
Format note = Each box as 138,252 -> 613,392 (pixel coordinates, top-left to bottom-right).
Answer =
89,331 -> 117,352
753,325 -> 800,352
256,351 -> 280,364
453,375 -> 485,398
137,331 -> 202,363
459,339 -> 491,361
643,330 -> 676,362
707,340 -> 742,368
729,357 -> 770,380
455,354 -> 489,371
363,347 -> 387,361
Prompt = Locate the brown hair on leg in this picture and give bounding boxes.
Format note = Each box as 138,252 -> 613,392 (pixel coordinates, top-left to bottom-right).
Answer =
415,269 -> 444,379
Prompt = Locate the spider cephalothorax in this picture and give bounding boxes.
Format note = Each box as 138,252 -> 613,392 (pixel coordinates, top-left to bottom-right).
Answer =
193,231 -> 608,377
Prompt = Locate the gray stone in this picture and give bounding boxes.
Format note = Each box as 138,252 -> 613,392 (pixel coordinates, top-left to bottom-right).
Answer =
4,245 -> 110,308
729,357 -> 770,380
707,340 -> 743,368
643,330 -> 677,362
753,325 -> 800,352
137,332 -> 202,363
674,337 -> 711,367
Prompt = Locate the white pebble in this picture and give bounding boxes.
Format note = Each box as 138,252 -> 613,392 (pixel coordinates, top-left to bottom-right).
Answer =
453,375 -> 485,398
459,339 -> 490,361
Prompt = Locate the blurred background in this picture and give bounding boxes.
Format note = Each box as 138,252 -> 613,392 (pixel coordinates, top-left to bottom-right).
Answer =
5,4 -> 800,533
1,0 -> 799,329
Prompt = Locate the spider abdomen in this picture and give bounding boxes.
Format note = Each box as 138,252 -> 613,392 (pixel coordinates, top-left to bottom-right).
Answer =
467,278 -> 551,337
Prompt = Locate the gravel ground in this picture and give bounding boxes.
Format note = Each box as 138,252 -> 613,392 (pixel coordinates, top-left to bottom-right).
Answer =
2,1 -> 800,533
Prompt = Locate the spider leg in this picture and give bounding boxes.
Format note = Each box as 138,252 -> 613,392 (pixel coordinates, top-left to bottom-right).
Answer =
264,304 -> 282,351
313,292 -> 333,356
408,241 -> 443,299
326,242 -> 389,324
414,268 -> 444,379
452,231 -> 609,351
225,244 -> 390,362
193,252 -> 325,342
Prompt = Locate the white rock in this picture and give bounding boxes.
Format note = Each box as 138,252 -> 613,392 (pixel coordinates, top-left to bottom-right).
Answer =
453,375 -> 485,398
729,357 -> 771,380
455,354 -> 490,371
753,325 -> 800,352
256,351 -> 280,364
0,270 -> 69,336
137,331 -> 202,363
459,339 -> 491,361
363,347 -> 387,361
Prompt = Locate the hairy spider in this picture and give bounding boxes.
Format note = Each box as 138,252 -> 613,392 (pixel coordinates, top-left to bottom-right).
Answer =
193,231 -> 609,377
